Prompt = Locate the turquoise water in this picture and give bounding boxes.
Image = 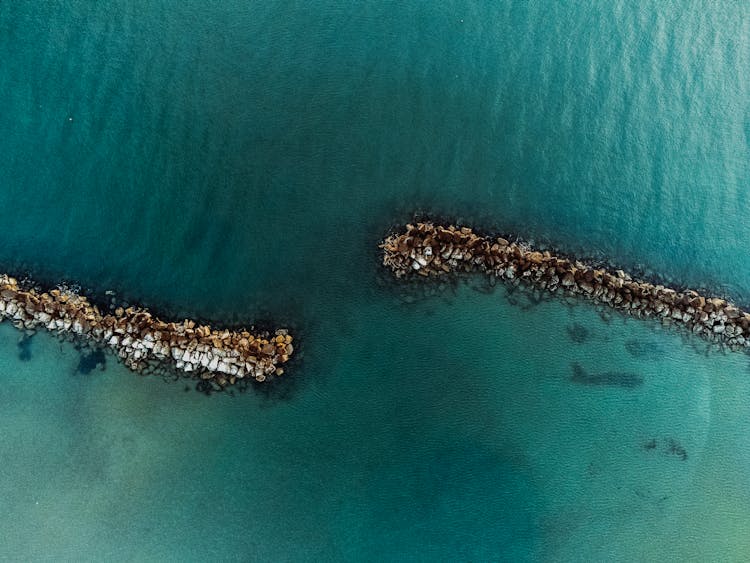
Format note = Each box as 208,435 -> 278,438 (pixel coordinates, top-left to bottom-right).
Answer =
1,1 -> 750,560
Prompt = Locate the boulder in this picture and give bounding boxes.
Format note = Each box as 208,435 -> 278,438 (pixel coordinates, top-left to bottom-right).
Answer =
724,306 -> 741,319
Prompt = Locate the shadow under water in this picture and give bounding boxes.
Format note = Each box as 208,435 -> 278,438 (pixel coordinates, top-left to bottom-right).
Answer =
624,338 -> 665,359
17,334 -> 33,362
569,362 -> 644,389
76,348 -> 106,374
566,323 -> 590,344
642,437 -> 688,461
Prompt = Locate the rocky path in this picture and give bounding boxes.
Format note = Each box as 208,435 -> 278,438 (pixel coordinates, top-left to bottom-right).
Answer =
0,274 -> 293,387
381,222 -> 750,350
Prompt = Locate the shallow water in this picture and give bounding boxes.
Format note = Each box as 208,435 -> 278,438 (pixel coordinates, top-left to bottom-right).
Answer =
1,1 -> 750,560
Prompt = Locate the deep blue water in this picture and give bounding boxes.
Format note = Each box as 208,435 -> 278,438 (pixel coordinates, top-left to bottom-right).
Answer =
1,2 -> 750,560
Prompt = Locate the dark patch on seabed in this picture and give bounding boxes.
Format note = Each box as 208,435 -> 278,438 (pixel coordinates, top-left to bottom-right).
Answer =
625,339 -> 664,359
566,323 -> 589,344
642,437 -> 688,461
76,348 -> 106,374
17,334 -> 33,361
570,362 -> 643,388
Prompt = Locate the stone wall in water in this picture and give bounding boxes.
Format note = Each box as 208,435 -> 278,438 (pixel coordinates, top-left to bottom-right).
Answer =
381,222 -> 750,350
0,274 -> 293,386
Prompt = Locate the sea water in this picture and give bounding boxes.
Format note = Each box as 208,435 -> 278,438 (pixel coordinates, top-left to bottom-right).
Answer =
1,1 -> 749,560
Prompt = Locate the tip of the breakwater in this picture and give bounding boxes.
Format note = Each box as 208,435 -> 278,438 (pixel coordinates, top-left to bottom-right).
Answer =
0,273 -> 294,388
381,221 -> 750,350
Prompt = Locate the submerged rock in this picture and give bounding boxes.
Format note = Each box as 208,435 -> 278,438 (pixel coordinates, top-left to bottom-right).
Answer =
566,323 -> 590,344
569,362 -> 644,389
77,348 -> 106,374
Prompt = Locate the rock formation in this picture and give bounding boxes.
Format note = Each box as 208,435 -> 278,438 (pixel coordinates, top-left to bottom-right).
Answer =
381,222 -> 750,350
0,274 -> 293,386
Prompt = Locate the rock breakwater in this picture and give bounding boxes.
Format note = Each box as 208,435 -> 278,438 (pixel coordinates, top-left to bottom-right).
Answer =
381,222 -> 750,350
0,273 -> 293,386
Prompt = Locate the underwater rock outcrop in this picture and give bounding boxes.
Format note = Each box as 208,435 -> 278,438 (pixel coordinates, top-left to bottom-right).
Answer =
381,222 -> 750,350
570,362 -> 643,388
0,274 -> 292,387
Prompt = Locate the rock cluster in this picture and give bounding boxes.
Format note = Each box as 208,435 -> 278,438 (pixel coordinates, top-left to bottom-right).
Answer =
381,222 -> 750,349
0,274 -> 293,386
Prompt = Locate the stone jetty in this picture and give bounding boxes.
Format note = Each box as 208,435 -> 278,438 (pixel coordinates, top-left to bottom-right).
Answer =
0,273 -> 293,386
381,222 -> 750,349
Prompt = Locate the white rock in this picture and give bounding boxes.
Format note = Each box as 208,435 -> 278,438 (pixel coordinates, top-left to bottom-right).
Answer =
713,324 -> 725,334
424,246 -> 433,256
580,282 -> 594,294
411,260 -> 421,270
208,357 -> 219,371
108,335 -> 120,346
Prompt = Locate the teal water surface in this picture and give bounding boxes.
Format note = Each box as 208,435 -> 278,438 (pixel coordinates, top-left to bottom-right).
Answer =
1,2 -> 750,560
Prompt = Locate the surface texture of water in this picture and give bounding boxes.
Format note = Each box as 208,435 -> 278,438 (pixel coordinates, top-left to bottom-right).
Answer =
1,2 -> 749,560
